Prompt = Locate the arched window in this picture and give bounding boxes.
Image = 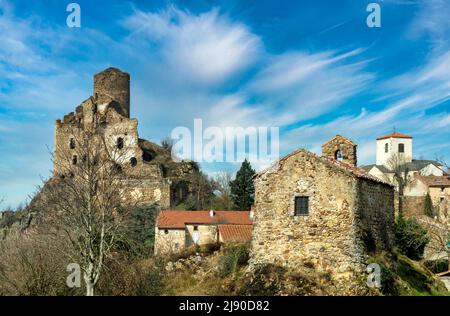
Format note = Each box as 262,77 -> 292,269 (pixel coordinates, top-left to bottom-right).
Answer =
334,150 -> 343,161
385,143 -> 389,153
116,137 -> 124,149
130,157 -> 137,167
398,143 -> 405,153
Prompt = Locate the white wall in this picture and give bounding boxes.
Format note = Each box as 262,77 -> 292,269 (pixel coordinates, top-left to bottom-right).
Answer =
376,138 -> 413,166
420,164 -> 444,176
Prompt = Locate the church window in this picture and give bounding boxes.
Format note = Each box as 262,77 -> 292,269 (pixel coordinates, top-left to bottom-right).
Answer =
116,137 -> 124,149
399,143 -> 405,153
294,196 -> 309,216
385,143 -> 388,153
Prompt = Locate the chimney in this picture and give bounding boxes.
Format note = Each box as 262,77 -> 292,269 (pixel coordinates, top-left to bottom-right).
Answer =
249,210 -> 255,219
209,210 -> 215,218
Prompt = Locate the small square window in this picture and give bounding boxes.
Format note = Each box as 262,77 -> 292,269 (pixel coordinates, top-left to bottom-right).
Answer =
294,196 -> 309,216
164,229 -> 169,235
193,225 -> 199,231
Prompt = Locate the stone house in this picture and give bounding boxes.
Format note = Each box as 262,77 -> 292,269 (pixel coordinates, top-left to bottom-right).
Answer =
250,135 -> 395,282
404,175 -> 450,218
53,67 -> 198,208
155,210 -> 253,254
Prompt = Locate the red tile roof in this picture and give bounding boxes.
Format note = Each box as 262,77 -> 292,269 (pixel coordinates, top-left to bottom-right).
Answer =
156,210 -> 253,229
376,132 -> 413,140
219,224 -> 253,242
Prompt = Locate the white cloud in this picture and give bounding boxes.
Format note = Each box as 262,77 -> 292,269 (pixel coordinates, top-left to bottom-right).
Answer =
122,6 -> 262,85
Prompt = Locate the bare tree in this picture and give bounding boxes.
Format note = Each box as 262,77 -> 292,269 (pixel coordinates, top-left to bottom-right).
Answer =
418,217 -> 450,271
384,153 -> 411,215
43,130 -> 134,296
213,172 -> 235,210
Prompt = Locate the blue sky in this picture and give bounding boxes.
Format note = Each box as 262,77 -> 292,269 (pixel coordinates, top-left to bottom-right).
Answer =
0,0 -> 449,207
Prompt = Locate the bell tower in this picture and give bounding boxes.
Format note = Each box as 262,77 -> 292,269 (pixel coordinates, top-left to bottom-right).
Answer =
322,135 -> 357,166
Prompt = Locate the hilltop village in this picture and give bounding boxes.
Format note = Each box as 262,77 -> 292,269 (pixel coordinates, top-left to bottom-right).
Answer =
0,68 -> 448,296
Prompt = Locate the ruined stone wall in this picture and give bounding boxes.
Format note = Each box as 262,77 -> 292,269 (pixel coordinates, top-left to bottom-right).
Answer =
356,179 -> 395,254
53,67 -> 200,209
120,178 -> 170,208
250,150 -> 364,279
94,67 -> 130,117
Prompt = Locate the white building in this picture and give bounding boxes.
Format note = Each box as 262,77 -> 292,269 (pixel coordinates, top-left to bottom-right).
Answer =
376,132 -> 413,166
363,132 -> 445,180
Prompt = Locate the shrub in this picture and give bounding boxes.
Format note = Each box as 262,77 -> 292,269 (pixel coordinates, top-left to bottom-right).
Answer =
201,242 -> 221,255
218,243 -> 250,277
395,215 -> 429,260
424,259 -> 449,274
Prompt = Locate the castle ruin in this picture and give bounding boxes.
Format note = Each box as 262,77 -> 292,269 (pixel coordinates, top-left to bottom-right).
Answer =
54,67 -> 198,208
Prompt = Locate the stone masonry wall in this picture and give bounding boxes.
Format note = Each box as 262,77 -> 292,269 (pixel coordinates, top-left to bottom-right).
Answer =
322,136 -> 357,167
53,68 -> 199,209
356,179 -> 395,254
250,150 -> 364,279
154,228 -> 186,255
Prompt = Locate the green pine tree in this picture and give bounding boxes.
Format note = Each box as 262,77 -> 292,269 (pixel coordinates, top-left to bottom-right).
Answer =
230,159 -> 255,210
424,193 -> 434,218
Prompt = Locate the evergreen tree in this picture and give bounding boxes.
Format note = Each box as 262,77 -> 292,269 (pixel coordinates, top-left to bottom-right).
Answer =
424,193 -> 434,218
230,159 -> 255,210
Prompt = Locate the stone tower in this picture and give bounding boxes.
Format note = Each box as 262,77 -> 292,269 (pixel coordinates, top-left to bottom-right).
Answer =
322,135 -> 357,166
376,132 -> 413,167
94,67 -> 130,117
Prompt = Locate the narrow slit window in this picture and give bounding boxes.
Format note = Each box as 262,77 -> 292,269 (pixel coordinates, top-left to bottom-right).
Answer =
116,137 -> 124,149
69,138 -> 76,149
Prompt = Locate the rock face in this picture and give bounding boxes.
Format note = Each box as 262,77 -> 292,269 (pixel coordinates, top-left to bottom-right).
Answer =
250,139 -> 395,292
53,68 -> 199,208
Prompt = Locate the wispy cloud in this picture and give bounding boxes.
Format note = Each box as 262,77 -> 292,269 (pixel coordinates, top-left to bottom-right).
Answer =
122,6 -> 262,86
